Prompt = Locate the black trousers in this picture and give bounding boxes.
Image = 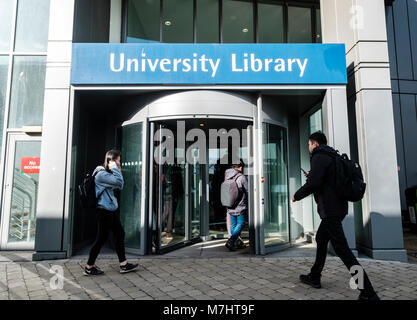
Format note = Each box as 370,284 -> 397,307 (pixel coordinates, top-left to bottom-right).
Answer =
311,216 -> 376,295
87,208 -> 127,266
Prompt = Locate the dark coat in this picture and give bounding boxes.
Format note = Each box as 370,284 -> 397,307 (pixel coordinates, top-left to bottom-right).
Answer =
294,145 -> 348,219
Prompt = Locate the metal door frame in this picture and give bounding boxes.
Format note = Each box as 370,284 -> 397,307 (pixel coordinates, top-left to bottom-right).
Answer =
0,133 -> 41,250
149,116 -> 255,254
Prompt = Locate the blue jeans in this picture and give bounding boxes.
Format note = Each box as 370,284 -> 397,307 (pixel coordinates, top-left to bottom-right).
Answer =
229,214 -> 245,243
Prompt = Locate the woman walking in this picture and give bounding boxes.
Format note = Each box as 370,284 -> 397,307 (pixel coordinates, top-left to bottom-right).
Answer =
84,150 -> 138,275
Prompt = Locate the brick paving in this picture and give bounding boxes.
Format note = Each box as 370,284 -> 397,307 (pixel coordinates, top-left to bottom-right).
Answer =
0,255 -> 416,300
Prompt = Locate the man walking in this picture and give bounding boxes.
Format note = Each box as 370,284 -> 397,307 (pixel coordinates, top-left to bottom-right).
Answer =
224,161 -> 248,251
292,132 -> 379,300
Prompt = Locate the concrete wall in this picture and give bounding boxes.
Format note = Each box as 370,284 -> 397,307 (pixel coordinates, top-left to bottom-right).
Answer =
320,0 -> 407,262
33,0 -> 75,260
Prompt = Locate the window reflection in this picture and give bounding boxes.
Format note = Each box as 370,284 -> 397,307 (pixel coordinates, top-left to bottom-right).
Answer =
0,56 -> 7,149
162,0 -> 194,43
125,0 -> 320,44
196,0 -> 219,43
258,1 -> 284,43
8,56 -> 47,128
222,0 -> 254,43
127,0 -> 160,43
120,123 -> 143,249
14,0 -> 50,52
0,0 -> 14,51
263,123 -> 289,246
288,6 -> 312,43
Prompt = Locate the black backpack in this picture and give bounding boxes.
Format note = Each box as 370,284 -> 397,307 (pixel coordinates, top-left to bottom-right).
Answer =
331,151 -> 366,202
78,171 -> 103,209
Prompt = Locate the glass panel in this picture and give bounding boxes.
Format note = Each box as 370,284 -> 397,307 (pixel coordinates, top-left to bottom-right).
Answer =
0,56 -> 8,156
208,124 -> 249,239
263,123 -> 289,246
154,124 -> 187,247
309,109 -> 322,231
160,162 -> 186,246
127,0 -> 160,43
258,1 -> 284,43
8,141 -> 41,243
288,6 -> 312,43
309,109 -> 323,134
196,0 -> 219,43
316,8 -> 322,43
120,123 -> 143,249
222,0 -> 254,43
14,0 -> 50,52
0,0 -> 14,51
8,56 -> 47,128
162,0 -> 193,43
190,149 -> 201,238
209,145 -> 229,236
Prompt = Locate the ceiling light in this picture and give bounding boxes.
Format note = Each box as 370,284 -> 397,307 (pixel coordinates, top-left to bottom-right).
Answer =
165,20 -> 172,26
242,28 -> 249,33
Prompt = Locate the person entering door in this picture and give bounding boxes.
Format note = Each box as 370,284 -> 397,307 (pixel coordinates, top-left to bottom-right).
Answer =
223,160 -> 248,251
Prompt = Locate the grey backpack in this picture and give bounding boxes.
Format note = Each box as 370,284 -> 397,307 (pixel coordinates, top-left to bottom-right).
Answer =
220,173 -> 243,208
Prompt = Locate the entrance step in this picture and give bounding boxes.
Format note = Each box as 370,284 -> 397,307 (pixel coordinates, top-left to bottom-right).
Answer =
162,239 -> 250,258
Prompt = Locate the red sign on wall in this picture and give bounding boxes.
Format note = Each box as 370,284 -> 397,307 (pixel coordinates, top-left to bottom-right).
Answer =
21,157 -> 40,174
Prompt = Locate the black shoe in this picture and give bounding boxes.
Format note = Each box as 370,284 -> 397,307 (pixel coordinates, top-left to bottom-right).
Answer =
235,239 -> 246,249
299,274 -> 321,289
120,262 -> 139,274
84,266 -> 104,276
358,291 -> 380,300
225,239 -> 236,251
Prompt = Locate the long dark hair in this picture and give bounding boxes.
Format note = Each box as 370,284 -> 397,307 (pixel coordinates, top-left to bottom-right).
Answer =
103,149 -> 121,172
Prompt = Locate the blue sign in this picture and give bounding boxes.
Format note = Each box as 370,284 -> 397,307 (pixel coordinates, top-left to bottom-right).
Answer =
71,43 -> 347,85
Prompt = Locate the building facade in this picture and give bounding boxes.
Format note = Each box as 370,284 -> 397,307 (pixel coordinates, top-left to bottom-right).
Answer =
0,0 -> 410,262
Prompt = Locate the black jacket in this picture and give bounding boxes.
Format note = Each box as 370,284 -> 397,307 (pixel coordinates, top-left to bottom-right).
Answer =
294,145 -> 348,219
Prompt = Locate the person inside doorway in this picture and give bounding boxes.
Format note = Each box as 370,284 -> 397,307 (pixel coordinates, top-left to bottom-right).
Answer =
224,160 -> 248,251
161,163 -> 184,240
84,150 -> 138,276
292,132 -> 379,300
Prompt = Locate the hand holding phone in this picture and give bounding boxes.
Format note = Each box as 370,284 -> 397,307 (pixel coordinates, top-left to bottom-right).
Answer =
301,168 -> 309,177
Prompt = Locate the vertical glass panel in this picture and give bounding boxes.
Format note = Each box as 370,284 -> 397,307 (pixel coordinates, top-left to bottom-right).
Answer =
309,109 -> 323,134
14,0 -> 50,52
258,1 -> 284,43
316,8 -> 322,43
8,56 -> 46,128
309,108 -> 322,231
209,145 -> 229,237
196,0 -> 219,43
160,162 -> 186,246
288,6 -> 312,43
0,0 -> 14,51
162,0 -> 193,43
155,124 -> 187,247
190,149 -> 201,238
120,123 -> 143,249
0,56 -> 8,155
127,0 -> 160,43
222,0 -> 254,43
263,123 -> 289,246
8,141 -> 41,243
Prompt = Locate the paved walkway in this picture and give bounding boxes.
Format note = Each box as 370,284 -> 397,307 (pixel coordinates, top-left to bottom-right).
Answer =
0,245 -> 416,300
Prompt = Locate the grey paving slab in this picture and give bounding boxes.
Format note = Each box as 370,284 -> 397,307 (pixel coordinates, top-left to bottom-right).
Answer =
1,251 -> 417,300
